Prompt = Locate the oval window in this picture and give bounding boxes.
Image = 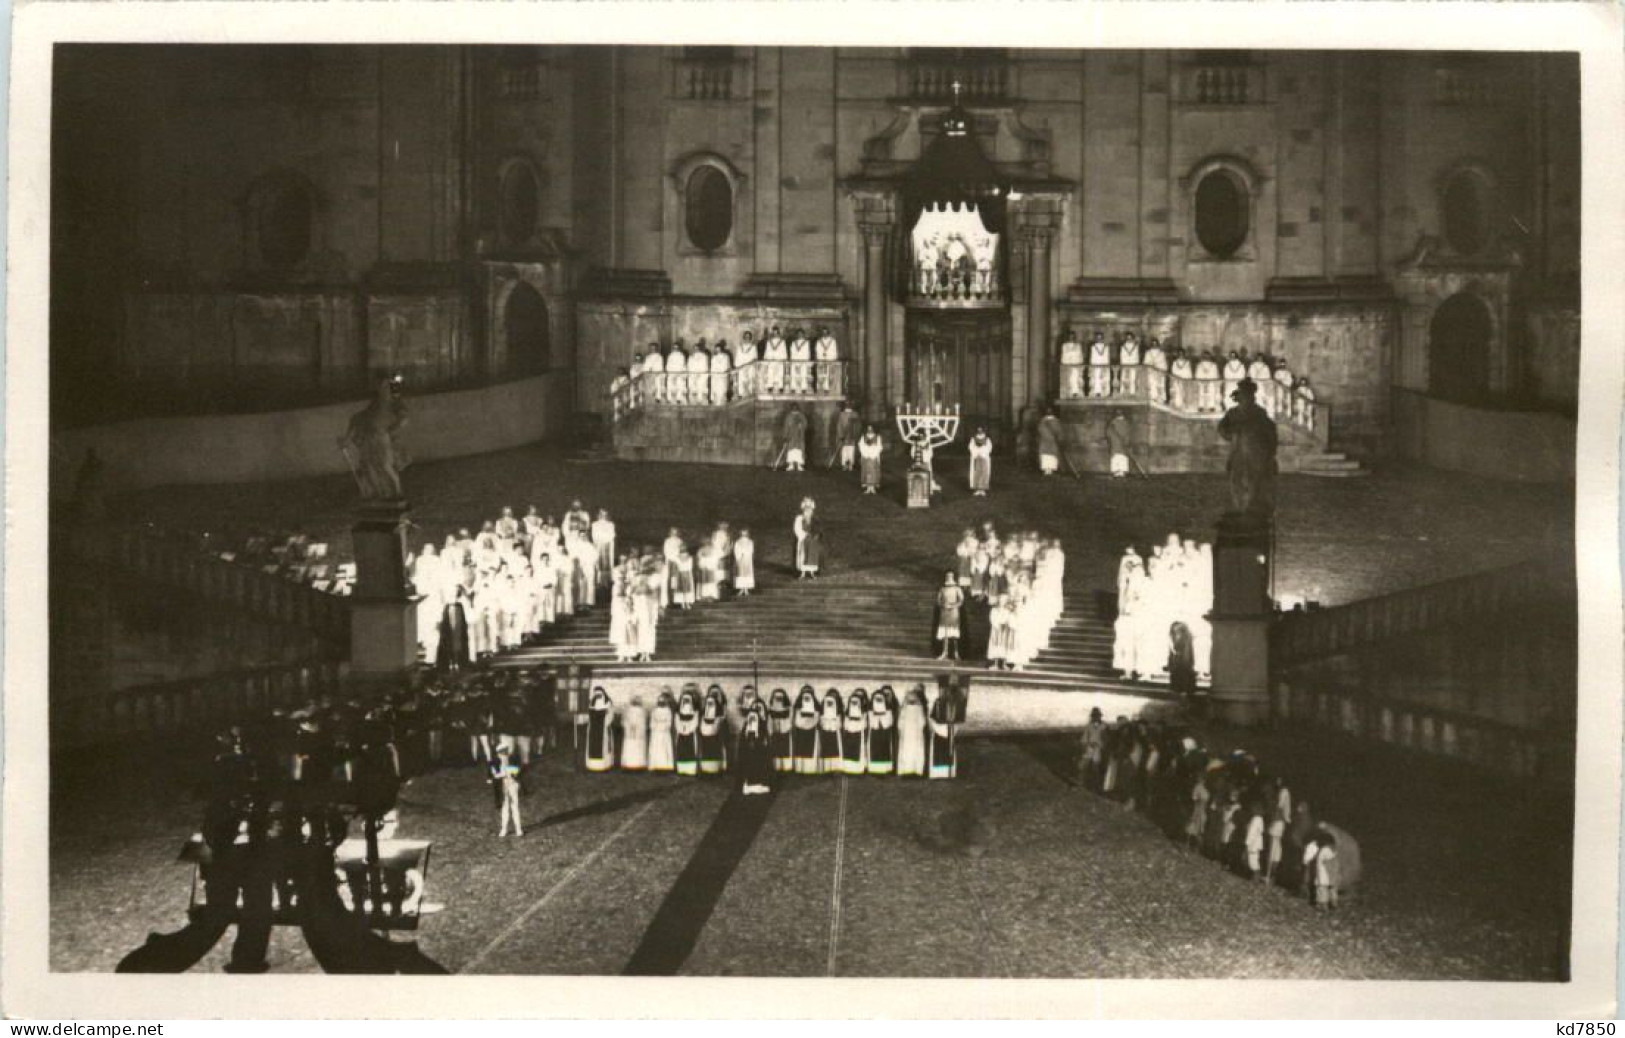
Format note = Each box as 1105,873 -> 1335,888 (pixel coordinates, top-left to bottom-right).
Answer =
500,163 -> 540,247
260,183 -> 312,267
1194,169 -> 1249,259
685,165 -> 733,253
1441,172 -> 1487,256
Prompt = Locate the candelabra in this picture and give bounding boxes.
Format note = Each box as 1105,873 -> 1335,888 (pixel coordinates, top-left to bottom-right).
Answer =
896,401 -> 962,452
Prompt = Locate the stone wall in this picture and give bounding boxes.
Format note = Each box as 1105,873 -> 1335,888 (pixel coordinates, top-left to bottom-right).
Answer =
1055,400 -> 1328,474
611,398 -> 844,467
53,373 -> 570,493
1389,388 -> 1575,483
1521,303 -> 1580,411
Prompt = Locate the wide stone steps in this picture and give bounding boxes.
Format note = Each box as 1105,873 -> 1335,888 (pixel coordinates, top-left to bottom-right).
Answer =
1297,449 -> 1370,478
487,579 -> 1156,695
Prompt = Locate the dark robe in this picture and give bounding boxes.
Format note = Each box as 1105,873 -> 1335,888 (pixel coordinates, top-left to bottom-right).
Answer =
866,694 -> 897,774
791,697 -> 821,773
1168,623 -> 1197,696
674,698 -> 702,775
784,411 -> 808,453
1217,398 -> 1279,516
698,695 -> 729,772
586,701 -> 613,770
769,702 -> 794,770
818,695 -> 843,771
437,595 -> 469,669
835,409 -> 861,447
1037,416 -> 1063,459
736,716 -> 774,791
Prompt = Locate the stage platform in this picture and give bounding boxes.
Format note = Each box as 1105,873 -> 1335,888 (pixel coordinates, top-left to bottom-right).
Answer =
492,580 -> 1184,729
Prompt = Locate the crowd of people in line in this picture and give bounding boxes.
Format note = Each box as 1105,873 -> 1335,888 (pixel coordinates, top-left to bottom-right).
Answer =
1075,708 -> 1357,909
406,501 -> 618,668
607,521 -> 758,663
1113,533 -> 1216,691
611,326 -> 845,417
577,682 -> 967,796
1058,330 -> 1319,429
941,523 -> 1066,670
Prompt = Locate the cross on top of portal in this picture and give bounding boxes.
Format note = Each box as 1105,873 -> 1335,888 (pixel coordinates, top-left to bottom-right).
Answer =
951,79 -> 963,102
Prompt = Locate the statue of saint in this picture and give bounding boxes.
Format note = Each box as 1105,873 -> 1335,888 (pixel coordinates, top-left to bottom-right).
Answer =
340,375 -> 409,502
1216,378 -> 1277,518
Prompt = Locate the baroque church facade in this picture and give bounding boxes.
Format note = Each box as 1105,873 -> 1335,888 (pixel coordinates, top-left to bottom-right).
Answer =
52,46 -> 1580,461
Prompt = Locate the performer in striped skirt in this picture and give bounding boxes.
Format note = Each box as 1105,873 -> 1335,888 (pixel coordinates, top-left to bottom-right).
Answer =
791,687 -> 821,775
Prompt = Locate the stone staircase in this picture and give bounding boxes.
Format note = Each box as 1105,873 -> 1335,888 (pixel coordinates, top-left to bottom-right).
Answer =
493,580 -> 1163,695
1293,448 -> 1370,478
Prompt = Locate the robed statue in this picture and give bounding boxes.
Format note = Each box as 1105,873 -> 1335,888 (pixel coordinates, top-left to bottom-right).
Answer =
1216,378 -> 1277,517
340,375 -> 409,502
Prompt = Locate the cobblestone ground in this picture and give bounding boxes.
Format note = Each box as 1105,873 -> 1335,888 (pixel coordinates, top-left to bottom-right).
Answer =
109,445 -> 1573,606
50,728 -> 1568,979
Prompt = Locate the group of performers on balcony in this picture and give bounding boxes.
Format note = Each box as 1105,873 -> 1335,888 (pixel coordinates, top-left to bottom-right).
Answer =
914,232 -> 998,299
1058,330 -> 1318,429
611,326 -> 843,415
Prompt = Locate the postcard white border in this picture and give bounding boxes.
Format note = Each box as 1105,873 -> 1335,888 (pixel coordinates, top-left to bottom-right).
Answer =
6,1 -> 1621,1020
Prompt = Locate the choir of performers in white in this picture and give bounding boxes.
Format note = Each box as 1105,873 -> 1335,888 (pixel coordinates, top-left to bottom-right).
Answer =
1113,533 -> 1215,691
611,326 -> 844,418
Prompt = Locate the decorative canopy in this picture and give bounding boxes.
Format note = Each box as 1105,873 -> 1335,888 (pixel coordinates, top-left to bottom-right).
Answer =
908,82 -> 1007,206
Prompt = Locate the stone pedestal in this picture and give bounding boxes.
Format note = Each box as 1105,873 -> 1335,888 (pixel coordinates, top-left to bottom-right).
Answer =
907,467 -> 932,508
350,500 -> 417,682
1208,511 -> 1274,725
350,598 -> 420,678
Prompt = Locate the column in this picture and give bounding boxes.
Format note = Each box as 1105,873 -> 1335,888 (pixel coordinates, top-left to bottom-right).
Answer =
852,191 -> 897,423
1025,229 -> 1054,405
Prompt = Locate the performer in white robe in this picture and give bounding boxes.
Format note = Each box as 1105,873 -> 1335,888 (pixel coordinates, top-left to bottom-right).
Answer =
1114,555 -> 1147,678
1088,333 -> 1113,397
917,237 -> 940,295
1249,354 -> 1276,417
609,576 -> 634,662
1193,543 -> 1214,682
1169,350 -> 1195,412
635,562 -> 661,660
1117,333 -> 1141,397
696,542 -> 719,602
532,555 -> 557,628
1222,352 -> 1248,408
762,327 -> 788,395
1273,361 -> 1296,422
643,346 -> 666,404
734,331 -> 758,399
689,343 -> 711,405
1059,330 -> 1085,399
897,686 -> 928,777
647,691 -> 677,772
1295,377 -> 1317,430
710,343 -> 732,405
1144,338 -> 1169,405
665,344 -> 688,405
814,328 -> 841,396
967,429 -> 993,496
987,595 -> 1015,670
788,331 -> 813,394
1195,353 -> 1222,413
570,531 -> 597,609
620,696 -> 649,771
628,354 -> 644,412
410,545 -> 444,664
733,529 -> 756,595
858,428 -> 884,494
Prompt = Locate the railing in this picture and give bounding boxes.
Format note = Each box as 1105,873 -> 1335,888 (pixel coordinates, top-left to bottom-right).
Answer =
611,359 -> 849,422
1181,63 -> 1266,106
904,59 -> 1012,103
673,56 -> 749,101
1285,684 -> 1573,783
1273,554 -> 1572,664
102,525 -> 351,645
1056,361 -> 1330,438
57,660 -> 345,748
909,263 -> 1002,306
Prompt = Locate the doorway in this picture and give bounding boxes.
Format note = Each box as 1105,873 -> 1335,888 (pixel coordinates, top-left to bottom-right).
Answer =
905,311 -> 1012,440
1428,292 -> 1493,404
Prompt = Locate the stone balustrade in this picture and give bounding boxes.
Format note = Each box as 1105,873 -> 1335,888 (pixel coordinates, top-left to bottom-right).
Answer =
610,360 -> 849,422
57,660 -> 344,748
1274,555 -> 1569,664
103,525 -> 350,645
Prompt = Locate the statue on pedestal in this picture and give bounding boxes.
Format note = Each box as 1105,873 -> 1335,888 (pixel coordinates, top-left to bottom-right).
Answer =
340,375 -> 409,504
1217,378 -> 1278,519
